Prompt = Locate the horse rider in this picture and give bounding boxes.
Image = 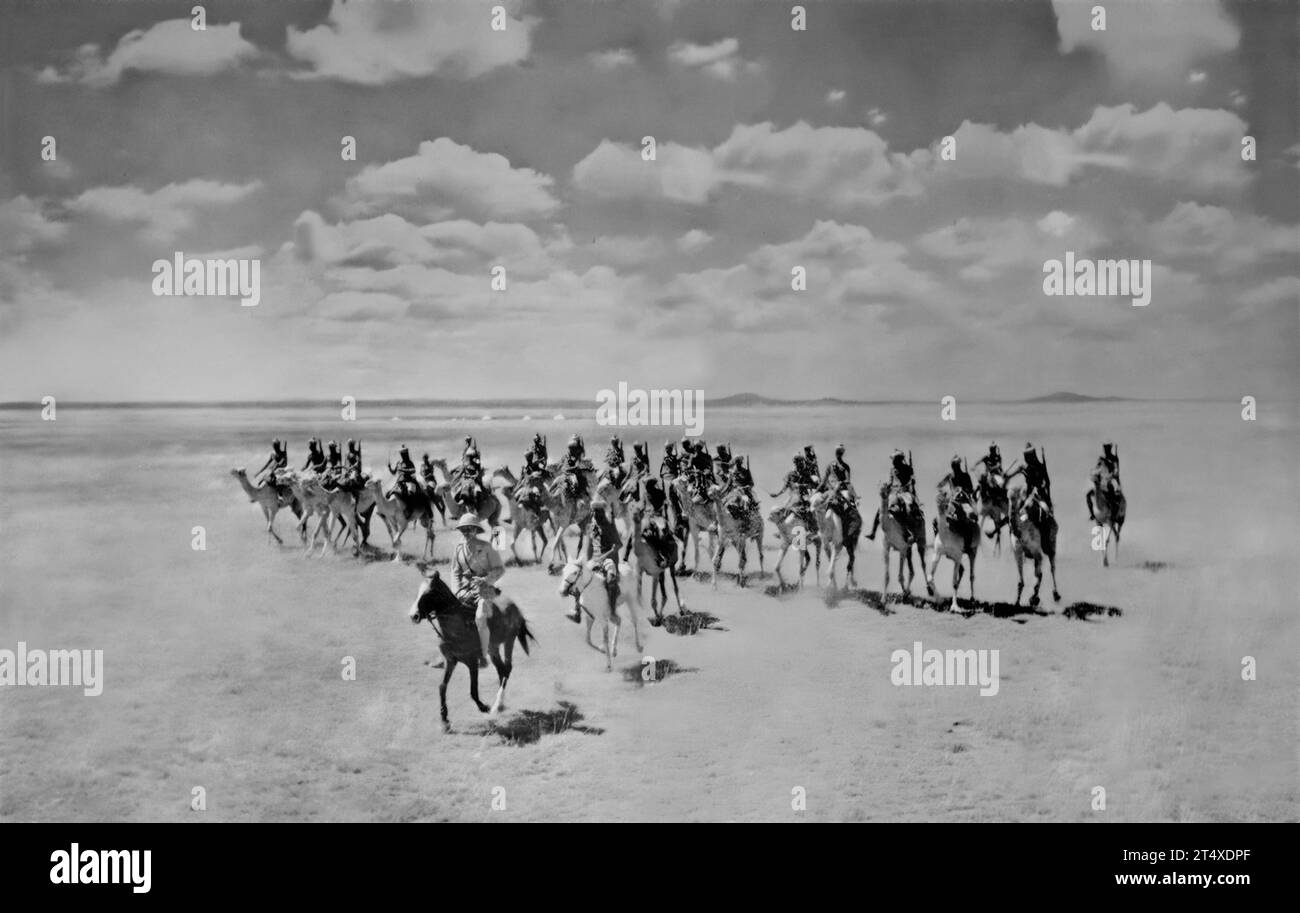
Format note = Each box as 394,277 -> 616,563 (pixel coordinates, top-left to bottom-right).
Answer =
302,438 -> 327,474
387,446 -> 418,498
452,513 -> 505,668
1006,442 -> 1053,513
866,449 -> 918,543
1087,441 -> 1120,522
255,439 -> 289,489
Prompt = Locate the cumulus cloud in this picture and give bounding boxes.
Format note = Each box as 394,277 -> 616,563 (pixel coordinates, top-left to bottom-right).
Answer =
918,213 -> 1100,282
1146,202 -> 1299,273
38,21 -> 257,86
337,138 -> 560,222
590,48 -> 636,70
0,196 -> 69,253
676,229 -> 713,253
1051,0 -> 1238,84
572,139 -> 721,204
667,37 -> 760,80
65,179 -> 261,242
286,0 -> 534,84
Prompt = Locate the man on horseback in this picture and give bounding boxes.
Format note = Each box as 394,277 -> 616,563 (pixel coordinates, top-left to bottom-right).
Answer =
387,446 -> 419,499
452,514 -> 506,668
1087,441 -> 1121,522
866,450 -> 918,544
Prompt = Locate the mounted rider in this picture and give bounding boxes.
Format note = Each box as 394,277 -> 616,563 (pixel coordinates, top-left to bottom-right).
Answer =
719,454 -> 756,516
938,454 -> 977,528
686,437 -> 716,503
602,435 -> 628,491
1006,442 -> 1053,518
802,445 -> 820,485
514,438 -> 551,500
387,445 -> 419,499
770,453 -> 816,531
713,444 -> 733,486
580,498 -> 623,623
452,513 -> 506,669
820,443 -> 860,528
301,438 -> 327,474
1087,441 -> 1121,522
974,441 -> 1006,501
455,443 -> 487,511
255,439 -> 290,493
553,434 -> 592,501
660,441 -> 681,481
322,440 -> 344,489
866,449 -> 919,544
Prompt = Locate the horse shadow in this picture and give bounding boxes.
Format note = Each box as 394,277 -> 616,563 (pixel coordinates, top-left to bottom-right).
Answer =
621,658 -> 699,687
487,701 -> 605,745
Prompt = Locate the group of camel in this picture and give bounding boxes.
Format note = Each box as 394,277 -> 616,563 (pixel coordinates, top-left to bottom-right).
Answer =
231,445 -> 1127,616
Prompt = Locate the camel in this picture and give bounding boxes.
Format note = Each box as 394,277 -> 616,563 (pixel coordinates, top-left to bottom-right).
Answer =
424,458 -> 455,526
544,475 -> 593,573
671,475 -> 717,575
977,470 -> 1012,555
875,487 -> 927,598
627,506 -> 685,621
446,468 -> 502,528
594,469 -> 631,531
710,484 -> 765,589
558,559 -> 644,672
489,466 -> 552,564
1086,472 -> 1126,567
407,572 -> 533,731
364,479 -> 435,562
1009,487 -> 1061,607
808,489 -> 862,591
769,501 -> 818,589
927,487 -> 980,612
230,468 -> 300,544
284,473 -> 361,557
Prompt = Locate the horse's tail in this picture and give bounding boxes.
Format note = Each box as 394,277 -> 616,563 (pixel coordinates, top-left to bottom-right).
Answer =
515,616 -> 535,655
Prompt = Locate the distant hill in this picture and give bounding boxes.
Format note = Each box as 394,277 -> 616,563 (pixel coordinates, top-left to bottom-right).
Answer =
1019,392 -> 1132,403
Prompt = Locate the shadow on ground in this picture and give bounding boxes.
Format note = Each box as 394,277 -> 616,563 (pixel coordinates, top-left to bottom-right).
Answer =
648,609 -> 724,635
621,658 -> 699,687
488,701 -> 605,745
822,587 -> 1122,622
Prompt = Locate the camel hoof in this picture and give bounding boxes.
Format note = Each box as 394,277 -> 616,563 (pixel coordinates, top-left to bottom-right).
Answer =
1030,595 -> 1041,608
1053,591 -> 1061,602
441,720 -> 451,733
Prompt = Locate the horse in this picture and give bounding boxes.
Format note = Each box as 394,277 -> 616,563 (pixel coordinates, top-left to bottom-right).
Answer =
407,571 -> 534,731
927,487 -> 980,612
1009,487 -> 1061,607
558,559 -> 644,672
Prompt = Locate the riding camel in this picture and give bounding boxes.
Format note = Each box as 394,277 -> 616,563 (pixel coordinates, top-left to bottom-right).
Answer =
558,559 -> 645,672
1087,471 -> 1126,567
927,487 -> 980,612
364,479 -> 436,562
1009,487 -> 1061,607
670,475 -> 717,576
627,506 -> 685,620
710,484 -> 765,589
489,466 -> 552,565
876,486 -> 927,597
769,501 -> 818,589
230,468 -> 301,544
977,469 -> 1013,555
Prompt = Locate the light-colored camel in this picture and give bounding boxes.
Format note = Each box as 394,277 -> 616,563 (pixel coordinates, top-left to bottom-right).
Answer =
977,470 -> 1012,555
544,480 -> 592,573
489,466 -> 552,564
558,560 -> 644,672
809,489 -> 863,591
1087,472 -> 1126,567
425,458 -> 455,526
627,507 -> 685,621
927,488 -> 980,612
710,484 -> 764,589
364,480 -> 435,562
1009,487 -> 1061,607
671,475 -> 717,575
286,474 -> 361,557
876,488 -> 927,597
768,502 -> 817,589
230,468 -> 298,544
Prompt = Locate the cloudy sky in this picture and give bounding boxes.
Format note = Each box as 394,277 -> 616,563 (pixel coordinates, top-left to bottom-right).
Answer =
0,0 -> 1296,401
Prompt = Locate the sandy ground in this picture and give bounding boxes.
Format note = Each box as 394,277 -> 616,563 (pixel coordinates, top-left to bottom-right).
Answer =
0,402 -> 1295,821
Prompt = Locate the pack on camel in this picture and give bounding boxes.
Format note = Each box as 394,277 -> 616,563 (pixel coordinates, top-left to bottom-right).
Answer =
407,571 -> 533,731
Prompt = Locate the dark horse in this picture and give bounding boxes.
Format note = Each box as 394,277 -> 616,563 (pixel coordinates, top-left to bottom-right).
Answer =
407,571 -> 534,730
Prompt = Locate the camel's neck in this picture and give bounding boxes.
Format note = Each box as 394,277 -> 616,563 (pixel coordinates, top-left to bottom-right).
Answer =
235,473 -> 260,497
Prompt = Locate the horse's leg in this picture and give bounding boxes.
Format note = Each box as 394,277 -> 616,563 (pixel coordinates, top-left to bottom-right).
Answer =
439,658 -> 456,731
469,659 -> 489,714
489,649 -> 508,716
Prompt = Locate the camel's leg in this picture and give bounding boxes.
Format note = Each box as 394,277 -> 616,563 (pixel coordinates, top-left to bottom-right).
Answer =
1015,552 -> 1025,605
623,590 -> 643,654
925,545 -> 940,598
950,561 -> 963,612
584,605 -> 601,652
968,550 -> 976,605
468,662 -> 489,714
756,528 -> 766,578
439,659 -> 456,730
264,507 -> 284,545
712,539 -> 725,590
1031,556 -> 1044,606
737,539 -> 748,589
666,567 -> 684,614
604,614 -> 614,672
1049,552 -> 1061,603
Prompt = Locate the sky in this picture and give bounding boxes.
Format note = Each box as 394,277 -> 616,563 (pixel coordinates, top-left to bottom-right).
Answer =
0,0 -> 1296,402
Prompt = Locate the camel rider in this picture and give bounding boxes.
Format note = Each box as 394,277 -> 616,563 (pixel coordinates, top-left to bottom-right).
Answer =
641,476 -> 669,518
1007,443 -> 1053,512
660,441 -> 682,480
602,436 -> 627,489
821,444 -> 854,497
388,446 -> 418,498
866,450 -> 917,543
719,455 -> 755,513
688,439 -> 715,502
255,439 -> 288,487
713,444 -> 733,482
586,499 -> 623,618
630,441 -> 650,478
975,442 -> 1003,477
452,514 -> 506,669
321,440 -> 343,488
770,454 -> 813,525
803,445 -> 820,484
556,437 -> 591,500
940,455 -> 975,500
302,438 -> 327,474
1087,442 -> 1120,522
530,433 -> 548,467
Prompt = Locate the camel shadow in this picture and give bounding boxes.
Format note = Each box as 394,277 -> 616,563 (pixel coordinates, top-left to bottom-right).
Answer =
650,609 -> 724,635
621,658 -> 699,687
488,701 -> 604,745
1061,601 -> 1124,621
